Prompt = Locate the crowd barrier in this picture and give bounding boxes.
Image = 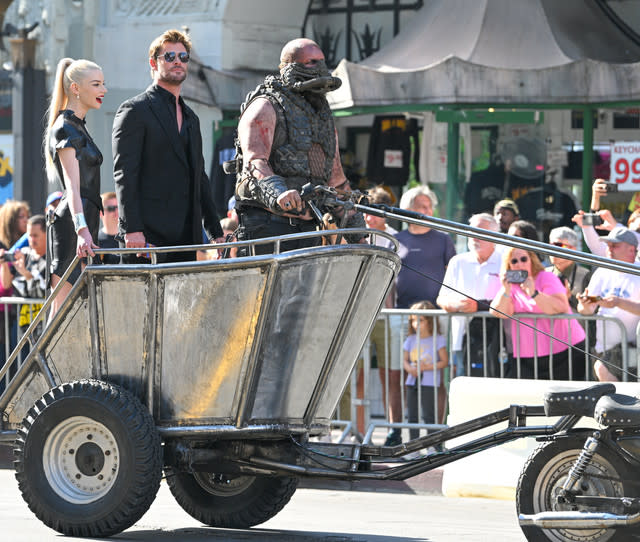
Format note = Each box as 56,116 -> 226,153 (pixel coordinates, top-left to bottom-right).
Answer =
335,307 -> 637,442
0,296 -> 45,393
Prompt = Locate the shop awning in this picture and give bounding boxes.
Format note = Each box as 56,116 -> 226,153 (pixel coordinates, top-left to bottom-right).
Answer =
328,0 -> 640,109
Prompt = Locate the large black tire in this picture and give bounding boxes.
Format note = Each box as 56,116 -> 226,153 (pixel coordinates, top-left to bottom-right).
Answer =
166,468 -> 298,528
516,433 -> 639,542
14,379 -> 162,537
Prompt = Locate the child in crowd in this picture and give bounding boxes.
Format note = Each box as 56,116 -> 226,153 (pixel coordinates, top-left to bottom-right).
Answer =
403,301 -> 448,441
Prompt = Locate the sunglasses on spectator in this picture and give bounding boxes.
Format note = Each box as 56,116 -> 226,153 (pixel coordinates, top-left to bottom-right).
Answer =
551,241 -> 573,249
104,205 -> 118,213
510,256 -> 529,265
157,51 -> 190,63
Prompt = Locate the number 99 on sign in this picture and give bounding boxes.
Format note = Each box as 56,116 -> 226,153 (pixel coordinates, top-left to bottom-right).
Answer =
613,157 -> 640,184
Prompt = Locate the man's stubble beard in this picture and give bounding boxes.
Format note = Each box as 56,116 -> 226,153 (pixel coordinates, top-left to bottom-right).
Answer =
159,70 -> 187,86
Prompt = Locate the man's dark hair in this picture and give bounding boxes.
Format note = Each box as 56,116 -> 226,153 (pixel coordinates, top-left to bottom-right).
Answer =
28,214 -> 46,231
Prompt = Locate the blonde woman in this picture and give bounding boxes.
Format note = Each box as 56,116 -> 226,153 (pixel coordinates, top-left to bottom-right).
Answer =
44,58 -> 106,315
490,246 -> 587,380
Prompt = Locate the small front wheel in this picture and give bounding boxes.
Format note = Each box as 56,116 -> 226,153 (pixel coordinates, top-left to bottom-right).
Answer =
166,468 -> 298,528
14,379 -> 162,537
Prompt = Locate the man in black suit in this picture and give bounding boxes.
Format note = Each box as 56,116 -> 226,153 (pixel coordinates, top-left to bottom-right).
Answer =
112,29 -> 223,263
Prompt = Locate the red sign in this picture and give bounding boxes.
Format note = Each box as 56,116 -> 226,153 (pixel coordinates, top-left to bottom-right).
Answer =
610,142 -> 640,190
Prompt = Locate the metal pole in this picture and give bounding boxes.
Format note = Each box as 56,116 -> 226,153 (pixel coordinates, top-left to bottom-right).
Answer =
581,106 -> 594,210
446,121 -> 459,220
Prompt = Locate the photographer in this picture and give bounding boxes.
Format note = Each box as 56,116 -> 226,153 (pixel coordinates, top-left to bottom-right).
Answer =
11,215 -> 47,337
573,178 -> 640,259
490,246 -> 587,380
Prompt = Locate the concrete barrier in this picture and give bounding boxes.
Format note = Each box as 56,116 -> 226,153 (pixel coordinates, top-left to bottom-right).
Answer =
442,376 -> 639,500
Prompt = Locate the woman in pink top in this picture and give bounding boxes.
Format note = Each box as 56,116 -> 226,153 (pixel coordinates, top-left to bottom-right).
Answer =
490,246 -> 587,380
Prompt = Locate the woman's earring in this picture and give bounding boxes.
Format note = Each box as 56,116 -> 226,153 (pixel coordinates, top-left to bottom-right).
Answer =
75,94 -> 80,100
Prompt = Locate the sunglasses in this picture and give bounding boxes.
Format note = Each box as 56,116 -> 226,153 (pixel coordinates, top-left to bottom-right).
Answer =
510,256 -> 529,265
157,51 -> 190,63
551,241 -> 573,249
105,205 -> 118,213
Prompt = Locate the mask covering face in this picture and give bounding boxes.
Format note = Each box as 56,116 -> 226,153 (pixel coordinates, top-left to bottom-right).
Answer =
280,61 -> 342,94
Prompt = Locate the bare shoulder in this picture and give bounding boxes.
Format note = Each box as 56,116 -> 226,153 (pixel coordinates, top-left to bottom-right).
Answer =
240,97 -> 276,127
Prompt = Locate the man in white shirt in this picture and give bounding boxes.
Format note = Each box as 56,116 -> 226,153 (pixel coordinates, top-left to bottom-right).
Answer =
437,213 -> 503,376
578,226 -> 640,381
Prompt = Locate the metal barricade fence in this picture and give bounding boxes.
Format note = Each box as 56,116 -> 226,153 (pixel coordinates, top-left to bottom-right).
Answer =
334,307 -> 632,443
0,296 -> 46,393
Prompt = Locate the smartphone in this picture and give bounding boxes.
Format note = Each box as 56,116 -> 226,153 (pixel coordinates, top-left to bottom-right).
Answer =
506,269 -> 528,283
1,252 -> 14,262
604,182 -> 618,193
582,213 -> 603,227
585,295 -> 602,303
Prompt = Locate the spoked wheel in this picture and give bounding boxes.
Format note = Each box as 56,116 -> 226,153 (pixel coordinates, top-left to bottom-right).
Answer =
14,379 -> 162,537
517,434 -> 639,542
166,468 -> 298,528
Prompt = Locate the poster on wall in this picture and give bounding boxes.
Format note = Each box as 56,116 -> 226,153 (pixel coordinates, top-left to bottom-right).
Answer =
610,141 -> 640,190
0,134 -> 12,204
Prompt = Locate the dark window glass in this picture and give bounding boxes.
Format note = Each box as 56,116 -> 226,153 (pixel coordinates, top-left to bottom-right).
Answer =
613,112 -> 640,130
571,110 -> 598,130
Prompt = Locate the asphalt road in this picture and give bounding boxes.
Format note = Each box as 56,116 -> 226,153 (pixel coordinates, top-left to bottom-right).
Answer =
0,468 -> 526,542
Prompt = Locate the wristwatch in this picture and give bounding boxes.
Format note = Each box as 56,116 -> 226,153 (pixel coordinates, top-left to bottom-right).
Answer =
531,290 -> 539,299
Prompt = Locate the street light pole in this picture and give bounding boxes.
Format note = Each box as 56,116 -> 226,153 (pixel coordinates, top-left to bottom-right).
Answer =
10,35 -> 46,213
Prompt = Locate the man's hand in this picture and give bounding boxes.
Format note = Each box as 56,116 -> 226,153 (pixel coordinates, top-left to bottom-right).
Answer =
125,231 -> 146,249
457,298 -> 478,313
13,249 -> 28,277
277,189 -> 303,213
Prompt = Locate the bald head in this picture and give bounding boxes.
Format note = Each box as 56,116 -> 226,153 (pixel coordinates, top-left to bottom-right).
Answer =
279,38 -> 323,69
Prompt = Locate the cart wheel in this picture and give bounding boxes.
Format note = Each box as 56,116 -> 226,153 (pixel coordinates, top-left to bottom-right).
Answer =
166,468 -> 298,528
14,379 -> 162,537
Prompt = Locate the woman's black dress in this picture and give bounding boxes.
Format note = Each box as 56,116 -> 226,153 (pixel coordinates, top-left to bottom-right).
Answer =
47,109 -> 102,284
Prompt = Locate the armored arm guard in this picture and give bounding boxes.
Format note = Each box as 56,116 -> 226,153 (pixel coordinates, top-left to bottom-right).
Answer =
241,174 -> 288,212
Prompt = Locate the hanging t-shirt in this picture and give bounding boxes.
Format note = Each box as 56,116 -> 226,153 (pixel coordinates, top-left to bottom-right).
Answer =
366,116 -> 417,186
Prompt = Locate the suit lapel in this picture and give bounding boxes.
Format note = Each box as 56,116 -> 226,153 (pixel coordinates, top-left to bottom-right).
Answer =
146,86 -> 189,168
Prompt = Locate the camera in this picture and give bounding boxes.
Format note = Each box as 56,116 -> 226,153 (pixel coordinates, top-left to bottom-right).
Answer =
603,182 -> 618,193
0,252 -> 14,262
582,213 -> 603,227
506,269 -> 528,283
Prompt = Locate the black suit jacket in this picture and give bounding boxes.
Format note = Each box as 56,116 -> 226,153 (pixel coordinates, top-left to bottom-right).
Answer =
112,84 -> 222,247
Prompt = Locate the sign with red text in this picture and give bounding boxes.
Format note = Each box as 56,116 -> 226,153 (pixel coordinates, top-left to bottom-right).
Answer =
610,142 -> 640,190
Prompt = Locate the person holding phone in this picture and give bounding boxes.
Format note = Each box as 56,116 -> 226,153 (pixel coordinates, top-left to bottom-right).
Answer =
577,227 -> 640,382
490,247 -> 586,380
573,178 -> 640,260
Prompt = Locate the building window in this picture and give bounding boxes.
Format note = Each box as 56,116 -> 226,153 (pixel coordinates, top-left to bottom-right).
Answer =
571,110 -> 598,130
613,111 -> 640,129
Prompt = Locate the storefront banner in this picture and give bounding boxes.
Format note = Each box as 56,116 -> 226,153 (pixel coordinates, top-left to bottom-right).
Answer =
610,142 -> 640,190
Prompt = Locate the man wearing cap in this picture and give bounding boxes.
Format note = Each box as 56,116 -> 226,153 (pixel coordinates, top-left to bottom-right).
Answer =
577,226 -> 640,381
546,226 -> 592,310
494,199 -> 519,233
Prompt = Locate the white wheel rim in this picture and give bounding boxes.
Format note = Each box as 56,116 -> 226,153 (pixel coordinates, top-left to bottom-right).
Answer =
42,416 -> 120,504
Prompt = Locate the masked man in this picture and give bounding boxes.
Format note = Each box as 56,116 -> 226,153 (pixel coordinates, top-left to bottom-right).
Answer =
231,38 -> 365,254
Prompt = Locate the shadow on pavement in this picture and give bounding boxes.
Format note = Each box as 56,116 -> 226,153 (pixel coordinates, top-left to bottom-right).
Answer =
113,527 -> 429,541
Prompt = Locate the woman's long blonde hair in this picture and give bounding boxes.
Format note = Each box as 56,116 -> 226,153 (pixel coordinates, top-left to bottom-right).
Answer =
44,58 -> 102,182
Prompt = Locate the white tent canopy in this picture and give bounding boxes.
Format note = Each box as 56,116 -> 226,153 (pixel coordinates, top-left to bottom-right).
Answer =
328,0 -> 640,109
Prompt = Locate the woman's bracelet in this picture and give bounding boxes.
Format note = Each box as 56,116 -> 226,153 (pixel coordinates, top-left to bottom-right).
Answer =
502,291 -> 510,299
72,213 -> 88,233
